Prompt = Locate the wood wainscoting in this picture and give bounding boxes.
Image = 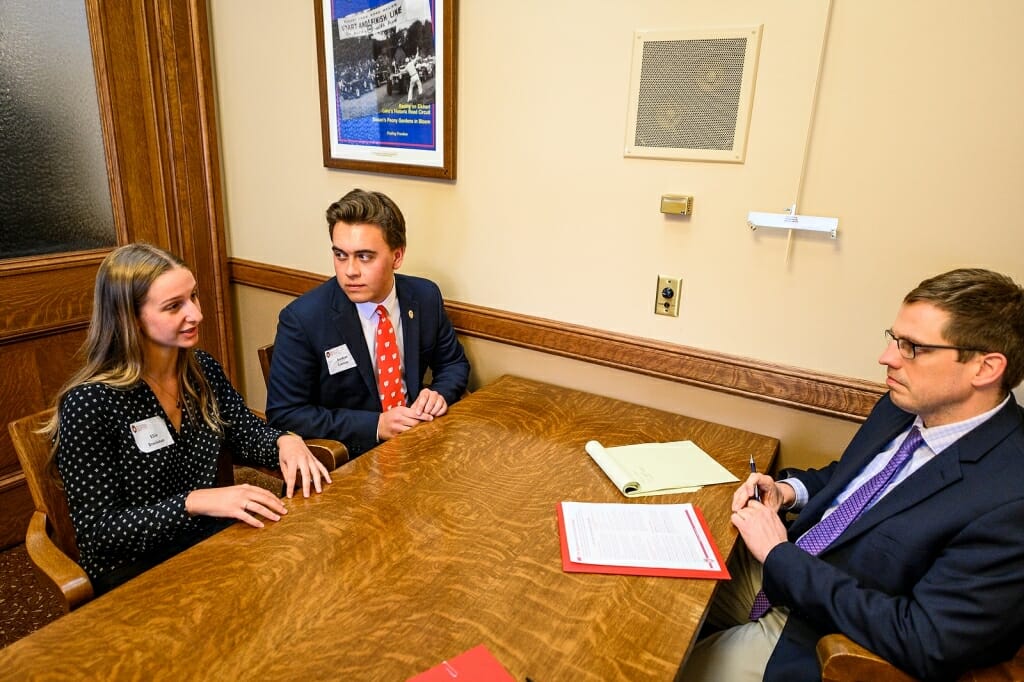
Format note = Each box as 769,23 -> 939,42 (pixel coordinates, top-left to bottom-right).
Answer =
228,258 -> 885,424
0,254 -> 99,550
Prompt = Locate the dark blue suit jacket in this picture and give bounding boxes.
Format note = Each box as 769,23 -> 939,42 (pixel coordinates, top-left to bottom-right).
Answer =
762,394 -> 1024,681
266,274 -> 469,457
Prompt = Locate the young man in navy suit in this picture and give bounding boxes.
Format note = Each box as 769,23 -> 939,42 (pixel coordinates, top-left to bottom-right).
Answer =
266,189 -> 469,458
682,268 -> 1024,681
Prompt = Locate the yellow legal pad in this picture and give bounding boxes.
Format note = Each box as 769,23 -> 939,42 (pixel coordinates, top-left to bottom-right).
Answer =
585,440 -> 740,497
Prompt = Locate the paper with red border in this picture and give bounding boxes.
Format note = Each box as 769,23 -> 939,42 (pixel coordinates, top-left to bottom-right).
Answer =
558,501 -> 730,580
407,644 -> 515,681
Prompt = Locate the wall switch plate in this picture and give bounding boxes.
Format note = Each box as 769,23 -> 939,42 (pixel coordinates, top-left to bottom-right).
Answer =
654,275 -> 681,316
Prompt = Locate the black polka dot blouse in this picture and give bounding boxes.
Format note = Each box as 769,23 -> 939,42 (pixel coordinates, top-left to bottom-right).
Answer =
56,350 -> 283,585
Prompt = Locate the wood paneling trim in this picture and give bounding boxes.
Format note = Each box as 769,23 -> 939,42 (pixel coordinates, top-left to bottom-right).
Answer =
228,258 -> 885,422
84,0 -> 235,378
444,303 -> 883,421
0,482 -> 32,549
230,258 -> 329,295
0,250 -> 108,275
0,321 -> 90,347
0,472 -> 26,495
0,259 -> 103,344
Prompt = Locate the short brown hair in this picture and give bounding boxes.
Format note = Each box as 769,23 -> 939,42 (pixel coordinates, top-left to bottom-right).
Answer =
325,189 -> 406,250
904,268 -> 1024,391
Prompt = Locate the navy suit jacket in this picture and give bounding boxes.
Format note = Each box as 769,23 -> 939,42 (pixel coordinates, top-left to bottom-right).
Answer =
762,393 -> 1024,681
266,274 -> 469,457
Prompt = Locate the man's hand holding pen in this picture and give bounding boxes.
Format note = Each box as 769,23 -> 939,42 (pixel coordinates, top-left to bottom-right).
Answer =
732,471 -> 793,514
730,468 -> 793,563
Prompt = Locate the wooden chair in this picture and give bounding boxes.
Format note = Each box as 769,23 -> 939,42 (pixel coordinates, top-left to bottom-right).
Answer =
10,409 -> 93,612
257,342 -> 350,467
257,343 -> 275,389
818,633 -> 1024,681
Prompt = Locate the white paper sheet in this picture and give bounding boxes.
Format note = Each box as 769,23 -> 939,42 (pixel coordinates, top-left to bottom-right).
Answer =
561,501 -> 722,571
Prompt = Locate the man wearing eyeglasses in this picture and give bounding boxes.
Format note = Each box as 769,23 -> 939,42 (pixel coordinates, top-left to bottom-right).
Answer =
681,268 -> 1024,682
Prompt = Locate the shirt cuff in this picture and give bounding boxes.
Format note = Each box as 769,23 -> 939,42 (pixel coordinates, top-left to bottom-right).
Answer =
779,477 -> 808,510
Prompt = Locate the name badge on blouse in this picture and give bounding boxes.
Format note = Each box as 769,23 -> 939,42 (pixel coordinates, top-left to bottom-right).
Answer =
324,343 -> 357,375
129,416 -> 174,453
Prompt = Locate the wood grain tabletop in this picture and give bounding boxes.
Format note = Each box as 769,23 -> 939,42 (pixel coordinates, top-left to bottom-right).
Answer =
0,375 -> 778,681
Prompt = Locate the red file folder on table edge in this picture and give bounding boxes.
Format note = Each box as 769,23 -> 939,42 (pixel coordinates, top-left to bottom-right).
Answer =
406,644 -> 515,681
557,502 -> 730,580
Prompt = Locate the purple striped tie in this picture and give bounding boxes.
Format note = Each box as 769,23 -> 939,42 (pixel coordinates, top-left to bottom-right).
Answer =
749,427 -> 924,620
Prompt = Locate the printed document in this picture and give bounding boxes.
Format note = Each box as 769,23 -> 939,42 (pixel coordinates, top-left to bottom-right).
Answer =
559,501 -> 726,577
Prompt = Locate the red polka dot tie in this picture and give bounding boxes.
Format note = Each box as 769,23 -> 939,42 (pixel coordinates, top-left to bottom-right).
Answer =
375,305 -> 405,411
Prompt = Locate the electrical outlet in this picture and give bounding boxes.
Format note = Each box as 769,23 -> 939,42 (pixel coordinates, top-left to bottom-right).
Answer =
654,275 -> 681,317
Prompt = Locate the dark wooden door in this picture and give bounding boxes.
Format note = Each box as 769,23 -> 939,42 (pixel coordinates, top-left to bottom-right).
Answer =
0,1 -> 234,549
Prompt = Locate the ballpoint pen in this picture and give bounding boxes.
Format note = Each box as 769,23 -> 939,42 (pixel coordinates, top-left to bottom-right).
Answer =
749,454 -> 761,502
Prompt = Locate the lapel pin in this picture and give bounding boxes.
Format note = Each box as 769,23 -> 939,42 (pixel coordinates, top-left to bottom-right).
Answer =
408,310 -> 414,319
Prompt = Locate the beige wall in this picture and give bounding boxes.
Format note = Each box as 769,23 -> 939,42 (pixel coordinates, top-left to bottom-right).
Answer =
233,283 -> 858,472
212,1 -> 1024,469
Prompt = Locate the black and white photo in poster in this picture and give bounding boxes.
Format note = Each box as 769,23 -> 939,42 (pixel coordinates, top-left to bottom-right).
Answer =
316,0 -> 457,179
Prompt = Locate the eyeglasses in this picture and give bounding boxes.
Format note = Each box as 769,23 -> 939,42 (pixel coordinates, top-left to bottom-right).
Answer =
883,329 -> 989,360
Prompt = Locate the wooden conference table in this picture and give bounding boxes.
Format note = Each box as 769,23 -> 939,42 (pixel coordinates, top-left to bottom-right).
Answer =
0,376 -> 778,681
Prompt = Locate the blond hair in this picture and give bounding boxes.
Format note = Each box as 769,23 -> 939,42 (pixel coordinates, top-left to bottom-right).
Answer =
46,244 -> 224,460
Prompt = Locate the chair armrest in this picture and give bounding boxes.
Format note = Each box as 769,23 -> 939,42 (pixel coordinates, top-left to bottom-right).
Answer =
246,438 -> 348,483
817,634 -> 917,682
819,633 -> 1024,682
25,511 -> 94,613
303,438 -> 349,471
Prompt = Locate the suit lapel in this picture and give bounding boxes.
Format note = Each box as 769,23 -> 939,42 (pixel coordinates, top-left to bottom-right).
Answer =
839,454 -> 961,543
396,277 -> 422,398
331,284 -> 377,397
827,397 -> 1023,550
791,405 -> 915,538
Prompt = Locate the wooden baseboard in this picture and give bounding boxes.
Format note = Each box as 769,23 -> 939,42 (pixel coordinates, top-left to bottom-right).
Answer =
229,258 -> 884,422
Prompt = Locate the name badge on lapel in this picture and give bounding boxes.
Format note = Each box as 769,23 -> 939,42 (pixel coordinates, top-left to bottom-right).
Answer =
130,416 -> 174,453
325,343 -> 357,375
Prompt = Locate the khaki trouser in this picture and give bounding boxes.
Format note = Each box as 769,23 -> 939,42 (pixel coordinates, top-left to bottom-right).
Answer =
677,542 -> 789,681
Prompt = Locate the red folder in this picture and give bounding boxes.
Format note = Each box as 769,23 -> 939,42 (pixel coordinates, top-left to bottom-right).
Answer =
557,502 -> 730,580
407,644 -> 515,682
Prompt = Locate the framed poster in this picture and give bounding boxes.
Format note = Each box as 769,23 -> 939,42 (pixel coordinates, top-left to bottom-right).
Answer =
315,0 -> 457,180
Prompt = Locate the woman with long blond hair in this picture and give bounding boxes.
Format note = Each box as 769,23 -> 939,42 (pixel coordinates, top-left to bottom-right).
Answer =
47,243 -> 330,594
